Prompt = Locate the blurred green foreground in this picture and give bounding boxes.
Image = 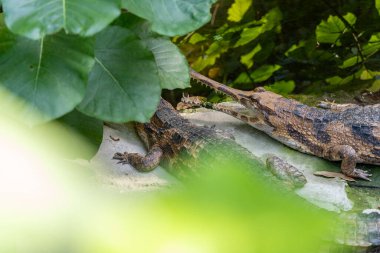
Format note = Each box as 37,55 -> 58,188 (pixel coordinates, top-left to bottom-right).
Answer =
0,89 -> 336,253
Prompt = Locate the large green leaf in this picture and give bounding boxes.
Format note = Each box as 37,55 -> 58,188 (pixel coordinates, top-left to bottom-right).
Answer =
145,37 -> 190,89
2,0 -> 121,39
0,28 -> 94,125
121,0 -> 216,36
316,13 -> 356,45
115,14 -> 190,90
227,0 -> 252,22
78,26 -> 161,123
376,0 -> 380,16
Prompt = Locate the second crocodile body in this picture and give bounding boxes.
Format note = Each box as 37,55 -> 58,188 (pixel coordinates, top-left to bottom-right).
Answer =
187,70 -> 380,180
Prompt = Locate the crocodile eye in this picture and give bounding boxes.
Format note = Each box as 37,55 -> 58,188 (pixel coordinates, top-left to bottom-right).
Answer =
171,132 -> 182,144
253,87 -> 266,92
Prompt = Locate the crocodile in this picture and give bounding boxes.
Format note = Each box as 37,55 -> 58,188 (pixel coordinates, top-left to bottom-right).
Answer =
185,70 -> 380,181
112,98 -> 380,250
113,98 -> 304,186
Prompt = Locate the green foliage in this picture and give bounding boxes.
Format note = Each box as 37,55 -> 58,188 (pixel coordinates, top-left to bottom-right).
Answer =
0,107 -> 334,252
121,0 -> 217,36
77,26 -> 161,123
179,0 -> 380,97
0,29 -> 94,125
227,0 -> 253,22
316,13 -> 356,45
377,0 -> 380,15
2,0 -> 121,39
251,64 -> 281,82
265,80 -> 295,95
240,44 -> 261,68
0,0 -> 215,154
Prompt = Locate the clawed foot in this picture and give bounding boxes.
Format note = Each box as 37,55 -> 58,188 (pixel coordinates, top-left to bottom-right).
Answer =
113,152 -> 130,165
348,168 -> 372,181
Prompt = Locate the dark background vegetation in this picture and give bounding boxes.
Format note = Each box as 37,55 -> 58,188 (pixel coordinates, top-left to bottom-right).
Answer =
166,0 -> 380,105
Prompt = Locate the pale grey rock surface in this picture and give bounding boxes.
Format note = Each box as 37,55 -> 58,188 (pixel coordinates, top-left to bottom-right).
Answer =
90,104 -> 377,212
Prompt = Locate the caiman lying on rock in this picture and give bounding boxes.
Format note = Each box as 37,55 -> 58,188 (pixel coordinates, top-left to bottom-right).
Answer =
185,70 -> 380,181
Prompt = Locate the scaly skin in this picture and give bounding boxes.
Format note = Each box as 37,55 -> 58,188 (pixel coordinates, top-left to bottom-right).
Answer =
187,70 -> 380,180
113,98 -> 380,249
113,99 -> 276,181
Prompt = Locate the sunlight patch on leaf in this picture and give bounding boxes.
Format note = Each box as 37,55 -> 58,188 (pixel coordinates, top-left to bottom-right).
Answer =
189,33 -> 207,44
240,44 -> 261,68
376,0 -> 380,16
251,64 -> 281,82
316,13 -> 356,45
360,69 -> 380,80
369,79 -> 380,92
227,0 -> 253,22
362,32 -> 380,56
235,8 -> 282,47
339,56 -> 361,69
264,80 -> 295,95
325,75 -> 354,86
192,41 -> 229,71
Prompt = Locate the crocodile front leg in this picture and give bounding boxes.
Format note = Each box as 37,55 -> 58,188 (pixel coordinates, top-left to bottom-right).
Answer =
113,144 -> 163,172
324,145 -> 372,181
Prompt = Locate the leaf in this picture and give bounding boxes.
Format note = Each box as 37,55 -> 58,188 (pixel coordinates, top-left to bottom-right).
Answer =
339,56 -> 361,69
2,0 -> 121,40
369,79 -> 380,92
240,44 -> 262,68
235,26 -> 263,47
227,0 -> 253,22
363,32 -> 380,56
250,64 -> 281,82
285,41 -> 306,57
235,8 -> 282,47
78,26 -> 161,123
316,13 -> 356,45
376,0 -> 380,16
192,41 -> 229,71
0,29 -> 94,125
189,33 -> 206,44
121,0 -> 217,36
360,69 -> 380,80
264,80 -> 295,95
144,37 -> 190,89
234,72 -> 251,84
114,14 -> 190,90
261,7 -> 282,32
325,75 -> 353,86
